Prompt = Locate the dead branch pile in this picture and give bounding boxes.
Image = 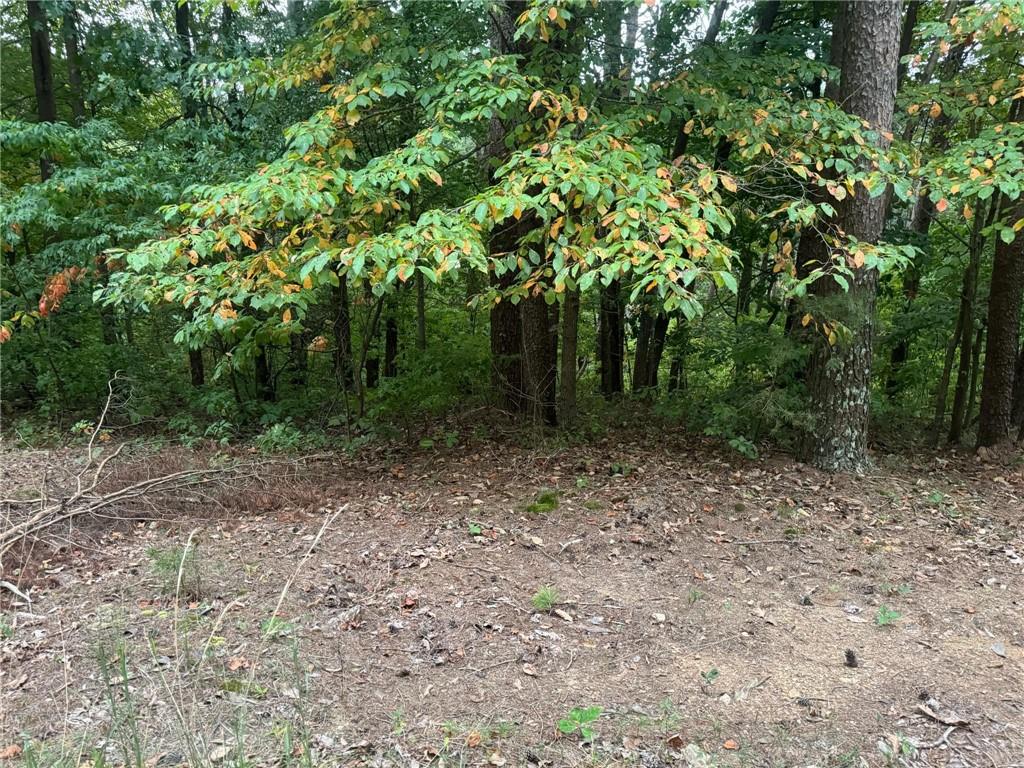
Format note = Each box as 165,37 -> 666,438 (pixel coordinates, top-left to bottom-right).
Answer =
0,376 -> 321,566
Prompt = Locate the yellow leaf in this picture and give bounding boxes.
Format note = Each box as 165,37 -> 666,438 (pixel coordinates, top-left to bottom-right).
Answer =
935,198 -> 948,213
963,204 -> 973,220
547,6 -> 557,21
302,275 -> 313,289
683,119 -> 695,135
577,106 -> 588,122
929,102 -> 942,119
239,230 -> 256,250
801,313 -> 812,327
721,175 -> 737,193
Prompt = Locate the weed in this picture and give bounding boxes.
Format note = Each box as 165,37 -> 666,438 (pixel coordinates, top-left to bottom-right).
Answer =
147,544 -> 202,599
467,521 -> 483,536
531,585 -> 560,612
575,476 -> 589,489
700,667 -> 720,685
261,616 -> 296,639
390,709 -> 407,735
875,605 -> 902,627
0,617 -> 13,639
95,639 -> 145,768
220,678 -> 268,699
557,706 -> 602,742
687,587 -> 705,606
526,489 -> 559,514
609,461 -> 634,477
583,500 -> 603,511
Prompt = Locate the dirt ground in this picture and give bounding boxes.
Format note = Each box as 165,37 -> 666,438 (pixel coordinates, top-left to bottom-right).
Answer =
1,435 -> 1022,767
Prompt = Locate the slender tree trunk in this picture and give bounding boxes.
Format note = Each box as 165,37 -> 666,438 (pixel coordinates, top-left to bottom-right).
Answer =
290,333 -> 308,387
977,98 -> 1024,447
175,0 -> 197,119
332,277 -> 353,388
559,290 -> 580,426
62,3 -> 86,123
384,306 -> 398,378
255,348 -> 275,401
949,204 -> 991,443
799,1 -> 901,471
27,0 -> 58,180
599,281 -> 624,397
930,312 -> 963,445
189,349 -> 205,387
964,324 -> 984,433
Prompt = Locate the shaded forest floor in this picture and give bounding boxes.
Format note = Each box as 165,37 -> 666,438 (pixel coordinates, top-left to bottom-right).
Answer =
1,435 -> 1023,767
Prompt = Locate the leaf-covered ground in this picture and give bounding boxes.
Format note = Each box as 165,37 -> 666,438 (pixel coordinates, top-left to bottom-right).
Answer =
2,437 -> 1022,767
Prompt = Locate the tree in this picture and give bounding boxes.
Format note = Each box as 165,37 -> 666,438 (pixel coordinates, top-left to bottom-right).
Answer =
977,99 -> 1024,446
27,0 -> 57,179
800,1 -> 903,471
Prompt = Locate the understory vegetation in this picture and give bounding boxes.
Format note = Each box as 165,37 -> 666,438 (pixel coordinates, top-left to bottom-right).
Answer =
1,0 -> 1022,468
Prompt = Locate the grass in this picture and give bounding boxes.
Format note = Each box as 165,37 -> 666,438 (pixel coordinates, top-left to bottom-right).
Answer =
531,585 -> 560,612
526,489 -> 560,514
147,543 -> 202,599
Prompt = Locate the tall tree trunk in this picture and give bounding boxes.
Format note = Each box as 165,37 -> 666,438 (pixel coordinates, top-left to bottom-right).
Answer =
949,203 -> 990,443
189,349 -> 205,387
175,0 -> 197,119
332,277 -> 353,388
27,0 -> 58,180
632,311 -> 668,392
799,1 -> 901,472
1011,347 -> 1024,431
487,1 -> 529,413
964,324 -> 984,434
383,305 -> 398,378
977,98 -> 1024,447
559,290 -> 580,427
599,281 -> 624,397
521,296 -> 557,426
62,3 -> 86,123
255,348 -> 275,401
930,312 -> 963,445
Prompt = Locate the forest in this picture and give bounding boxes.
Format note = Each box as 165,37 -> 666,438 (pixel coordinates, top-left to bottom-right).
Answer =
1,0 -> 1023,766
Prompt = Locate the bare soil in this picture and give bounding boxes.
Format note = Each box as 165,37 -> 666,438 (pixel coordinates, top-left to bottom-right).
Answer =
2,436 -> 1022,767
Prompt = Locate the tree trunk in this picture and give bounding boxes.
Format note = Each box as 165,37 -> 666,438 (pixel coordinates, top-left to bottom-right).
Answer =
799,1 -> 901,471
559,290 -> 580,427
189,349 -> 205,387
290,333 -> 308,387
175,0 -> 197,119
521,296 -> 557,426
1011,347 -> 1024,431
332,277 -> 353,388
948,203 -> 990,444
977,98 -> 1024,447
62,3 -> 86,123
930,311 -> 963,445
599,281 -> 624,397
384,306 -> 398,378
255,348 -> 275,401
27,0 -> 57,180
964,324 -> 984,434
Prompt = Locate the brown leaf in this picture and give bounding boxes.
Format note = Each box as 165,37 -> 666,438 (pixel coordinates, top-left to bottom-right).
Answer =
723,739 -> 740,750
0,745 -> 22,760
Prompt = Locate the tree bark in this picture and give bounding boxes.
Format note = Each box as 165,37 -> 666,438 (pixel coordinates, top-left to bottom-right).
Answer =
189,349 -> 205,388
977,98 -> 1024,447
62,3 -> 87,123
28,0 -> 58,179
175,0 -> 197,119
1011,347 -> 1024,431
255,348 -> 275,401
521,296 -> 557,426
799,1 -> 901,472
599,281 -> 624,397
384,306 -> 398,378
332,277 -> 353,388
930,310 -> 963,445
949,203 -> 991,444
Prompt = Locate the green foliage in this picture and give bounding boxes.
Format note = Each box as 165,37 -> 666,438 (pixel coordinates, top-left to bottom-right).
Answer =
261,616 -> 296,639
526,489 -> 560,514
147,544 -> 202,599
875,605 -> 903,627
531,585 -> 560,613
556,706 -> 601,742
